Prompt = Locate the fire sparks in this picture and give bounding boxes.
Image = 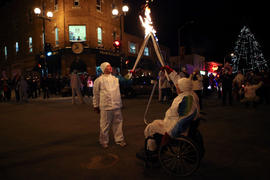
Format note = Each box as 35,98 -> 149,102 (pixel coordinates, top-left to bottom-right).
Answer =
139,3 -> 158,41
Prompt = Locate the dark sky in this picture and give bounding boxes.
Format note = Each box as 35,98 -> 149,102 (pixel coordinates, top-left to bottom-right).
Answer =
124,0 -> 269,63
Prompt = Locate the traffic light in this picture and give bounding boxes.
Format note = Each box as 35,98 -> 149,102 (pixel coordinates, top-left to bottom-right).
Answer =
45,43 -> 52,56
113,40 -> 121,51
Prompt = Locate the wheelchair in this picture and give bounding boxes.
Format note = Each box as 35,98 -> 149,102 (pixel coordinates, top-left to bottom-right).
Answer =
142,118 -> 205,177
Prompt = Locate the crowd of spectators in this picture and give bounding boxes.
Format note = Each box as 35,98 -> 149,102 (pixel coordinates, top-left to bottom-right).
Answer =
0,71 -> 95,103
1,64 -> 269,108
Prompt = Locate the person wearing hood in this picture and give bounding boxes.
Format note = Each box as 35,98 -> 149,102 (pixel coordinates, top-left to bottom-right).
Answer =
137,65 -> 200,158
93,62 -> 126,149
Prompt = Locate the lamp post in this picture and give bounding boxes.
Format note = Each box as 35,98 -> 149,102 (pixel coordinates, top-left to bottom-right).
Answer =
177,20 -> 194,72
112,4 -> 129,41
34,1 -> 53,76
112,3 -> 129,73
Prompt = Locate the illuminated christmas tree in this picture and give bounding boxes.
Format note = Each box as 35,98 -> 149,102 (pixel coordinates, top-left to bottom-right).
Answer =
232,26 -> 268,73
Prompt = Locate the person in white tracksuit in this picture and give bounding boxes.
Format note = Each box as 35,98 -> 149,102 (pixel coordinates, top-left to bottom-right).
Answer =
93,62 -> 126,149
70,69 -> 84,104
137,65 -> 200,154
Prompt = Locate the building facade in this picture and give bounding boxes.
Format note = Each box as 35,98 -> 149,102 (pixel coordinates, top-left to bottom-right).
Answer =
0,0 -> 170,78
170,46 -> 205,74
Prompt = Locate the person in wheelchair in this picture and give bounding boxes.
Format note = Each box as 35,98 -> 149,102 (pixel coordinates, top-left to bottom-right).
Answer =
137,69 -> 200,160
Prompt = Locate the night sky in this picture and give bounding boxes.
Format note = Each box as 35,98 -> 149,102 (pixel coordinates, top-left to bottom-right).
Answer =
124,0 -> 269,63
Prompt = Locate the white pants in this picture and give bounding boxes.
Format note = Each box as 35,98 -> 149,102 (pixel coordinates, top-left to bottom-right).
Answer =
99,109 -> 125,145
144,120 -> 166,151
72,87 -> 84,104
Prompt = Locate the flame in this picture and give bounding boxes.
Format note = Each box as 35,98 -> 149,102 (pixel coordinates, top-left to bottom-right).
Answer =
139,4 -> 158,40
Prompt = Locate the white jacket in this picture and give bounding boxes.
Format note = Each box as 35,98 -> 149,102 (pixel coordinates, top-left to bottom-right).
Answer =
93,74 -> 122,110
164,91 -> 199,137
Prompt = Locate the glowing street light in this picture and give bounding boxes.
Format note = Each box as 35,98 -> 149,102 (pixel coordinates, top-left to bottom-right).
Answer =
112,8 -> 119,16
33,3 -> 53,77
112,3 -> 129,41
122,5 -> 129,14
112,3 -> 129,73
34,7 -> 41,15
46,11 -> 53,18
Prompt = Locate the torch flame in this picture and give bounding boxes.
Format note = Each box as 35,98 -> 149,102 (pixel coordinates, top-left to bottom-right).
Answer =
139,5 -> 158,41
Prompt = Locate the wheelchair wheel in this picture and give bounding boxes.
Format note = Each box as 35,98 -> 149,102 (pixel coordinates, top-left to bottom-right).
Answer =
159,136 -> 200,176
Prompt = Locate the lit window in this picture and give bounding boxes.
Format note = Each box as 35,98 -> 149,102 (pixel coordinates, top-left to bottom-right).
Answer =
129,42 -> 136,54
29,37 -> 33,52
54,0 -> 58,10
96,0 -> 101,11
144,46 -> 149,56
97,27 -> 102,45
69,25 -> 86,41
55,28 -> 59,46
15,42 -> 19,53
4,46 -> 7,60
74,0 -> 79,7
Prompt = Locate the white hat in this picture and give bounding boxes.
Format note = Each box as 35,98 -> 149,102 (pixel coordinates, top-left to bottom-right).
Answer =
177,78 -> 193,92
100,62 -> 110,73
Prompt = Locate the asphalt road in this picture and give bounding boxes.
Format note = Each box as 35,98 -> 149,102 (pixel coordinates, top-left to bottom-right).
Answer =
0,94 -> 270,180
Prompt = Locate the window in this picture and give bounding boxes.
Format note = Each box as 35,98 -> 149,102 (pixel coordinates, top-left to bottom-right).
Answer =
55,28 -> 59,46
15,42 -> 19,54
144,46 -> 149,56
129,42 -> 136,54
42,32 -> 45,47
74,0 -> 80,7
29,37 -> 33,52
97,27 -> 102,45
54,0 -> 58,10
96,0 -> 101,11
69,25 -> 86,42
113,31 -> 117,40
4,46 -> 7,60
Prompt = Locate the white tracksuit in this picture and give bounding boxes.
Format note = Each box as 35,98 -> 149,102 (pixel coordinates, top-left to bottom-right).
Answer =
93,74 -> 125,145
144,71 -> 200,151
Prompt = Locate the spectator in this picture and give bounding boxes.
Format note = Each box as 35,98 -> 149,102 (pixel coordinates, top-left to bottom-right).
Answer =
19,76 -> 28,102
41,76 -> 50,99
191,68 -> 203,109
220,64 -> 233,106
179,67 -> 189,78
70,69 -> 84,104
159,69 -> 171,104
241,81 -> 263,108
233,70 -> 245,101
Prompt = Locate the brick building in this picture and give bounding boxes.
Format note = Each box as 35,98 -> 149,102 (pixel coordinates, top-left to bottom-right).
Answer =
0,0 -> 170,78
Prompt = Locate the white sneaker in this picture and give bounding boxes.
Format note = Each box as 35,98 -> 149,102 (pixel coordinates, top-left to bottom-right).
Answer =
116,141 -> 127,147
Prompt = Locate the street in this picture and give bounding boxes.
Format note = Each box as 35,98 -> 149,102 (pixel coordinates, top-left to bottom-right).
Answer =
0,94 -> 270,180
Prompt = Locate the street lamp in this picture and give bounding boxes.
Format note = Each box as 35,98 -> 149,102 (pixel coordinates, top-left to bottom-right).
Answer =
112,3 -> 129,41
178,20 -> 194,72
112,3 -> 129,73
34,2 -> 53,76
